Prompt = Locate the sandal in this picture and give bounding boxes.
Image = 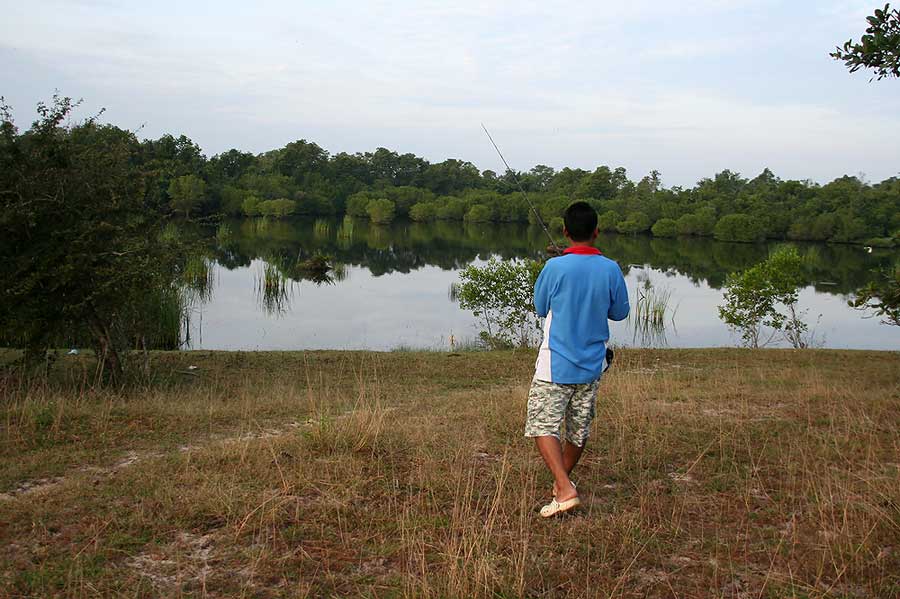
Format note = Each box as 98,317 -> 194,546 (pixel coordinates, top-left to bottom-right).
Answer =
540,495 -> 582,518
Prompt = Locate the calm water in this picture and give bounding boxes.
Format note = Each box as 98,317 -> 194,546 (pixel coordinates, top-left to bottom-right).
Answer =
183,217 -> 899,351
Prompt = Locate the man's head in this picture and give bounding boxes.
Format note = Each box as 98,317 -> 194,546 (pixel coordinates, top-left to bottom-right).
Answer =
563,201 -> 598,242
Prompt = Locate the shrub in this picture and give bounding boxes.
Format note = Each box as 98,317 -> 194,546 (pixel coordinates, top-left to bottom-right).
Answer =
714,213 -> 766,242
367,198 -> 396,224
651,218 -> 678,237
454,258 -> 544,348
718,246 -> 810,347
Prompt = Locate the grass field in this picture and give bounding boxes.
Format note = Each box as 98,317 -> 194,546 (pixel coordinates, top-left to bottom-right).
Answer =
1,348 -> 898,598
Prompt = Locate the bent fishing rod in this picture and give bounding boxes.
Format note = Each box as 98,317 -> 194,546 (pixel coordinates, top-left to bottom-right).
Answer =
481,124 -> 563,254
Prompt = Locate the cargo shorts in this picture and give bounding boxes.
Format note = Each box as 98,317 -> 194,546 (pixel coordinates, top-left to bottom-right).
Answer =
524,378 -> 600,447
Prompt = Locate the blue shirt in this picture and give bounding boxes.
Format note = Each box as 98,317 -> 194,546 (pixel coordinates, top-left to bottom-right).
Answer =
533,247 -> 629,383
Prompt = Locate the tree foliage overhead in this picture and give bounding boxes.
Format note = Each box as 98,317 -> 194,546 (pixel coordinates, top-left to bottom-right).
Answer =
831,3 -> 900,80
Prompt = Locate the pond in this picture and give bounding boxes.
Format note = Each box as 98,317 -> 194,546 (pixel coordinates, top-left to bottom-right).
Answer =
181,217 -> 899,351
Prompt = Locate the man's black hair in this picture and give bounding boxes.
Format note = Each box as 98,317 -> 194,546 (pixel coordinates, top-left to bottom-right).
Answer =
563,201 -> 598,242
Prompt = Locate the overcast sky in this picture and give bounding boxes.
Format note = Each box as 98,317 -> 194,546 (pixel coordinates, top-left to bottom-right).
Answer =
1,0 -> 897,186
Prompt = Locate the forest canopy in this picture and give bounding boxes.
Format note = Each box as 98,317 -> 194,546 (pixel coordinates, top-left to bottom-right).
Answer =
4,98 -> 900,247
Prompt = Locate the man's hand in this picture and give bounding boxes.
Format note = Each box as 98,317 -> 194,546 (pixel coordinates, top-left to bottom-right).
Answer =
546,244 -> 565,257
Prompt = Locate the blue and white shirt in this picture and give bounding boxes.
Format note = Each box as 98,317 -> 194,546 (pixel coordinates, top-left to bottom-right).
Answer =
533,246 -> 629,384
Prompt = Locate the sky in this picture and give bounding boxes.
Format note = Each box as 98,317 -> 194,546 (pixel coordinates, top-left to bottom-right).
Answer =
1,0 -> 897,187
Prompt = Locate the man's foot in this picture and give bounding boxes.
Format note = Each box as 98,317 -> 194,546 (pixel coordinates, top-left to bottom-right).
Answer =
552,480 -> 577,500
540,495 -> 582,518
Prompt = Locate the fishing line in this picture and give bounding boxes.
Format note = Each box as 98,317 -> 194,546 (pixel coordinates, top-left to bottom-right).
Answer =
481,124 -> 562,252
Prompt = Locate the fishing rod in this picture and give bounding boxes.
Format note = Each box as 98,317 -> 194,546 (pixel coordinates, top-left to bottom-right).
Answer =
481,124 -> 562,254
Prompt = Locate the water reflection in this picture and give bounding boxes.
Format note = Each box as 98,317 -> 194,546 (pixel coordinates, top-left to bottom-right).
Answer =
173,217 -> 898,351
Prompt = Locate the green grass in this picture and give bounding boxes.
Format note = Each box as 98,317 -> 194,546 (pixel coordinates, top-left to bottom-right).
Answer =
1,348 -> 898,597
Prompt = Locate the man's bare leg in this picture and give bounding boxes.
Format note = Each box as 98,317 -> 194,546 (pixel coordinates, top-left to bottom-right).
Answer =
563,440 -> 586,474
551,440 -> 586,496
535,436 -> 578,501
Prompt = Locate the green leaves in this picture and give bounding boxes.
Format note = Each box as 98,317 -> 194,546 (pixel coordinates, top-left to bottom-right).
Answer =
455,258 -> 544,349
831,3 -> 900,80
718,247 -> 809,348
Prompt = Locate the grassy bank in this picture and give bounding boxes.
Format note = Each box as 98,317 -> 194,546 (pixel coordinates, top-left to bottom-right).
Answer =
1,349 -> 898,598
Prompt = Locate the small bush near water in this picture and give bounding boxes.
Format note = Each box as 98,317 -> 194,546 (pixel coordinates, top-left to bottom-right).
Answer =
453,258 -> 544,349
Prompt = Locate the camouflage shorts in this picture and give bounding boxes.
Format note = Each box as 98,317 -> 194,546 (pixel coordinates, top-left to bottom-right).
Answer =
524,378 -> 600,447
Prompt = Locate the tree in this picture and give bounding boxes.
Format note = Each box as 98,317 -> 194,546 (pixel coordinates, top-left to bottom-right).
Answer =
167,174 -> 206,218
651,218 -> 678,237
831,4 -> 900,80
366,198 -> 396,224
616,211 -> 651,234
409,201 -> 438,222
0,95 -> 179,378
714,214 -> 766,243
465,204 -> 493,222
850,262 -> 900,325
718,247 -> 810,348
454,259 -> 545,348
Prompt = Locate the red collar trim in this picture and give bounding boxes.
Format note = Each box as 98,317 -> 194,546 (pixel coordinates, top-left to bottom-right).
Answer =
563,246 -> 602,255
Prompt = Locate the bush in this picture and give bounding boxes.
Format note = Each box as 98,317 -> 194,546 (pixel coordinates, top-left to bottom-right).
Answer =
241,195 -> 262,216
714,213 -> 766,243
465,204 -> 493,223
0,95 -> 181,378
367,198 -> 396,224
651,218 -> 678,237
258,198 -> 297,217
718,246 -> 810,347
454,258 -> 545,348
345,192 -> 372,217
409,202 -> 437,222
598,210 -> 620,232
616,211 -> 651,234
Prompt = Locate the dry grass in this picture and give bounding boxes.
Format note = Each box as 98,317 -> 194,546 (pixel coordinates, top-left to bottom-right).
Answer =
1,348 -> 898,598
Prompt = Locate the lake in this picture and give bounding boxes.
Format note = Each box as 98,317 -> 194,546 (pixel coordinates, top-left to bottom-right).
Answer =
181,217 -> 899,351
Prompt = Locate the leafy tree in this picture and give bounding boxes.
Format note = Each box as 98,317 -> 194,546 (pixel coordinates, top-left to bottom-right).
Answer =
220,185 -> 246,216
0,95 -> 179,378
241,195 -> 262,216
718,247 -> 810,348
598,210 -> 620,232
714,214 -> 766,243
465,204 -> 494,222
258,198 -> 297,217
409,201 -> 438,222
651,217 -> 678,237
366,198 -> 396,224
454,258 -> 544,348
850,262 -> 900,325
831,4 -> 900,80
616,211 -> 651,234
167,174 -> 206,218
346,192 -> 373,217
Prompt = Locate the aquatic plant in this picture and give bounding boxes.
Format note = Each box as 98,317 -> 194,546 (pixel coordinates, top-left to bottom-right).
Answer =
182,255 -> 215,304
627,271 -> 677,346
254,258 -> 293,316
313,219 -> 332,239
215,222 -> 232,245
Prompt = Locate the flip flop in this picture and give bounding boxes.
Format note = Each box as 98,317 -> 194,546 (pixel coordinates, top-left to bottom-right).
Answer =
540,495 -> 582,518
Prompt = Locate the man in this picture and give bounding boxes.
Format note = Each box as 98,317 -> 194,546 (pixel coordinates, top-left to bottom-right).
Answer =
525,201 -> 630,517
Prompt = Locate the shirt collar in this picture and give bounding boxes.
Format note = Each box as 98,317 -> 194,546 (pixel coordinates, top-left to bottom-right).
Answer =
563,246 -> 602,255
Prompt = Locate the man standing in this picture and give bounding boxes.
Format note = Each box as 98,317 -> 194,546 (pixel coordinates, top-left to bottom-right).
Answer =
524,201 -> 630,517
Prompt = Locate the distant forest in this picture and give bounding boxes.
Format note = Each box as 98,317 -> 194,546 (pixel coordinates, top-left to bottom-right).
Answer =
139,133 -> 899,246
26,120 -> 900,245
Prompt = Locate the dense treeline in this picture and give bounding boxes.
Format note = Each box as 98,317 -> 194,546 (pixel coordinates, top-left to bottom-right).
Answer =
135,132 -> 898,246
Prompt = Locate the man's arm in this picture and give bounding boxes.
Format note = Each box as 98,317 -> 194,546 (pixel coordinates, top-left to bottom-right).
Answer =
608,265 -> 630,321
534,266 -> 552,318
